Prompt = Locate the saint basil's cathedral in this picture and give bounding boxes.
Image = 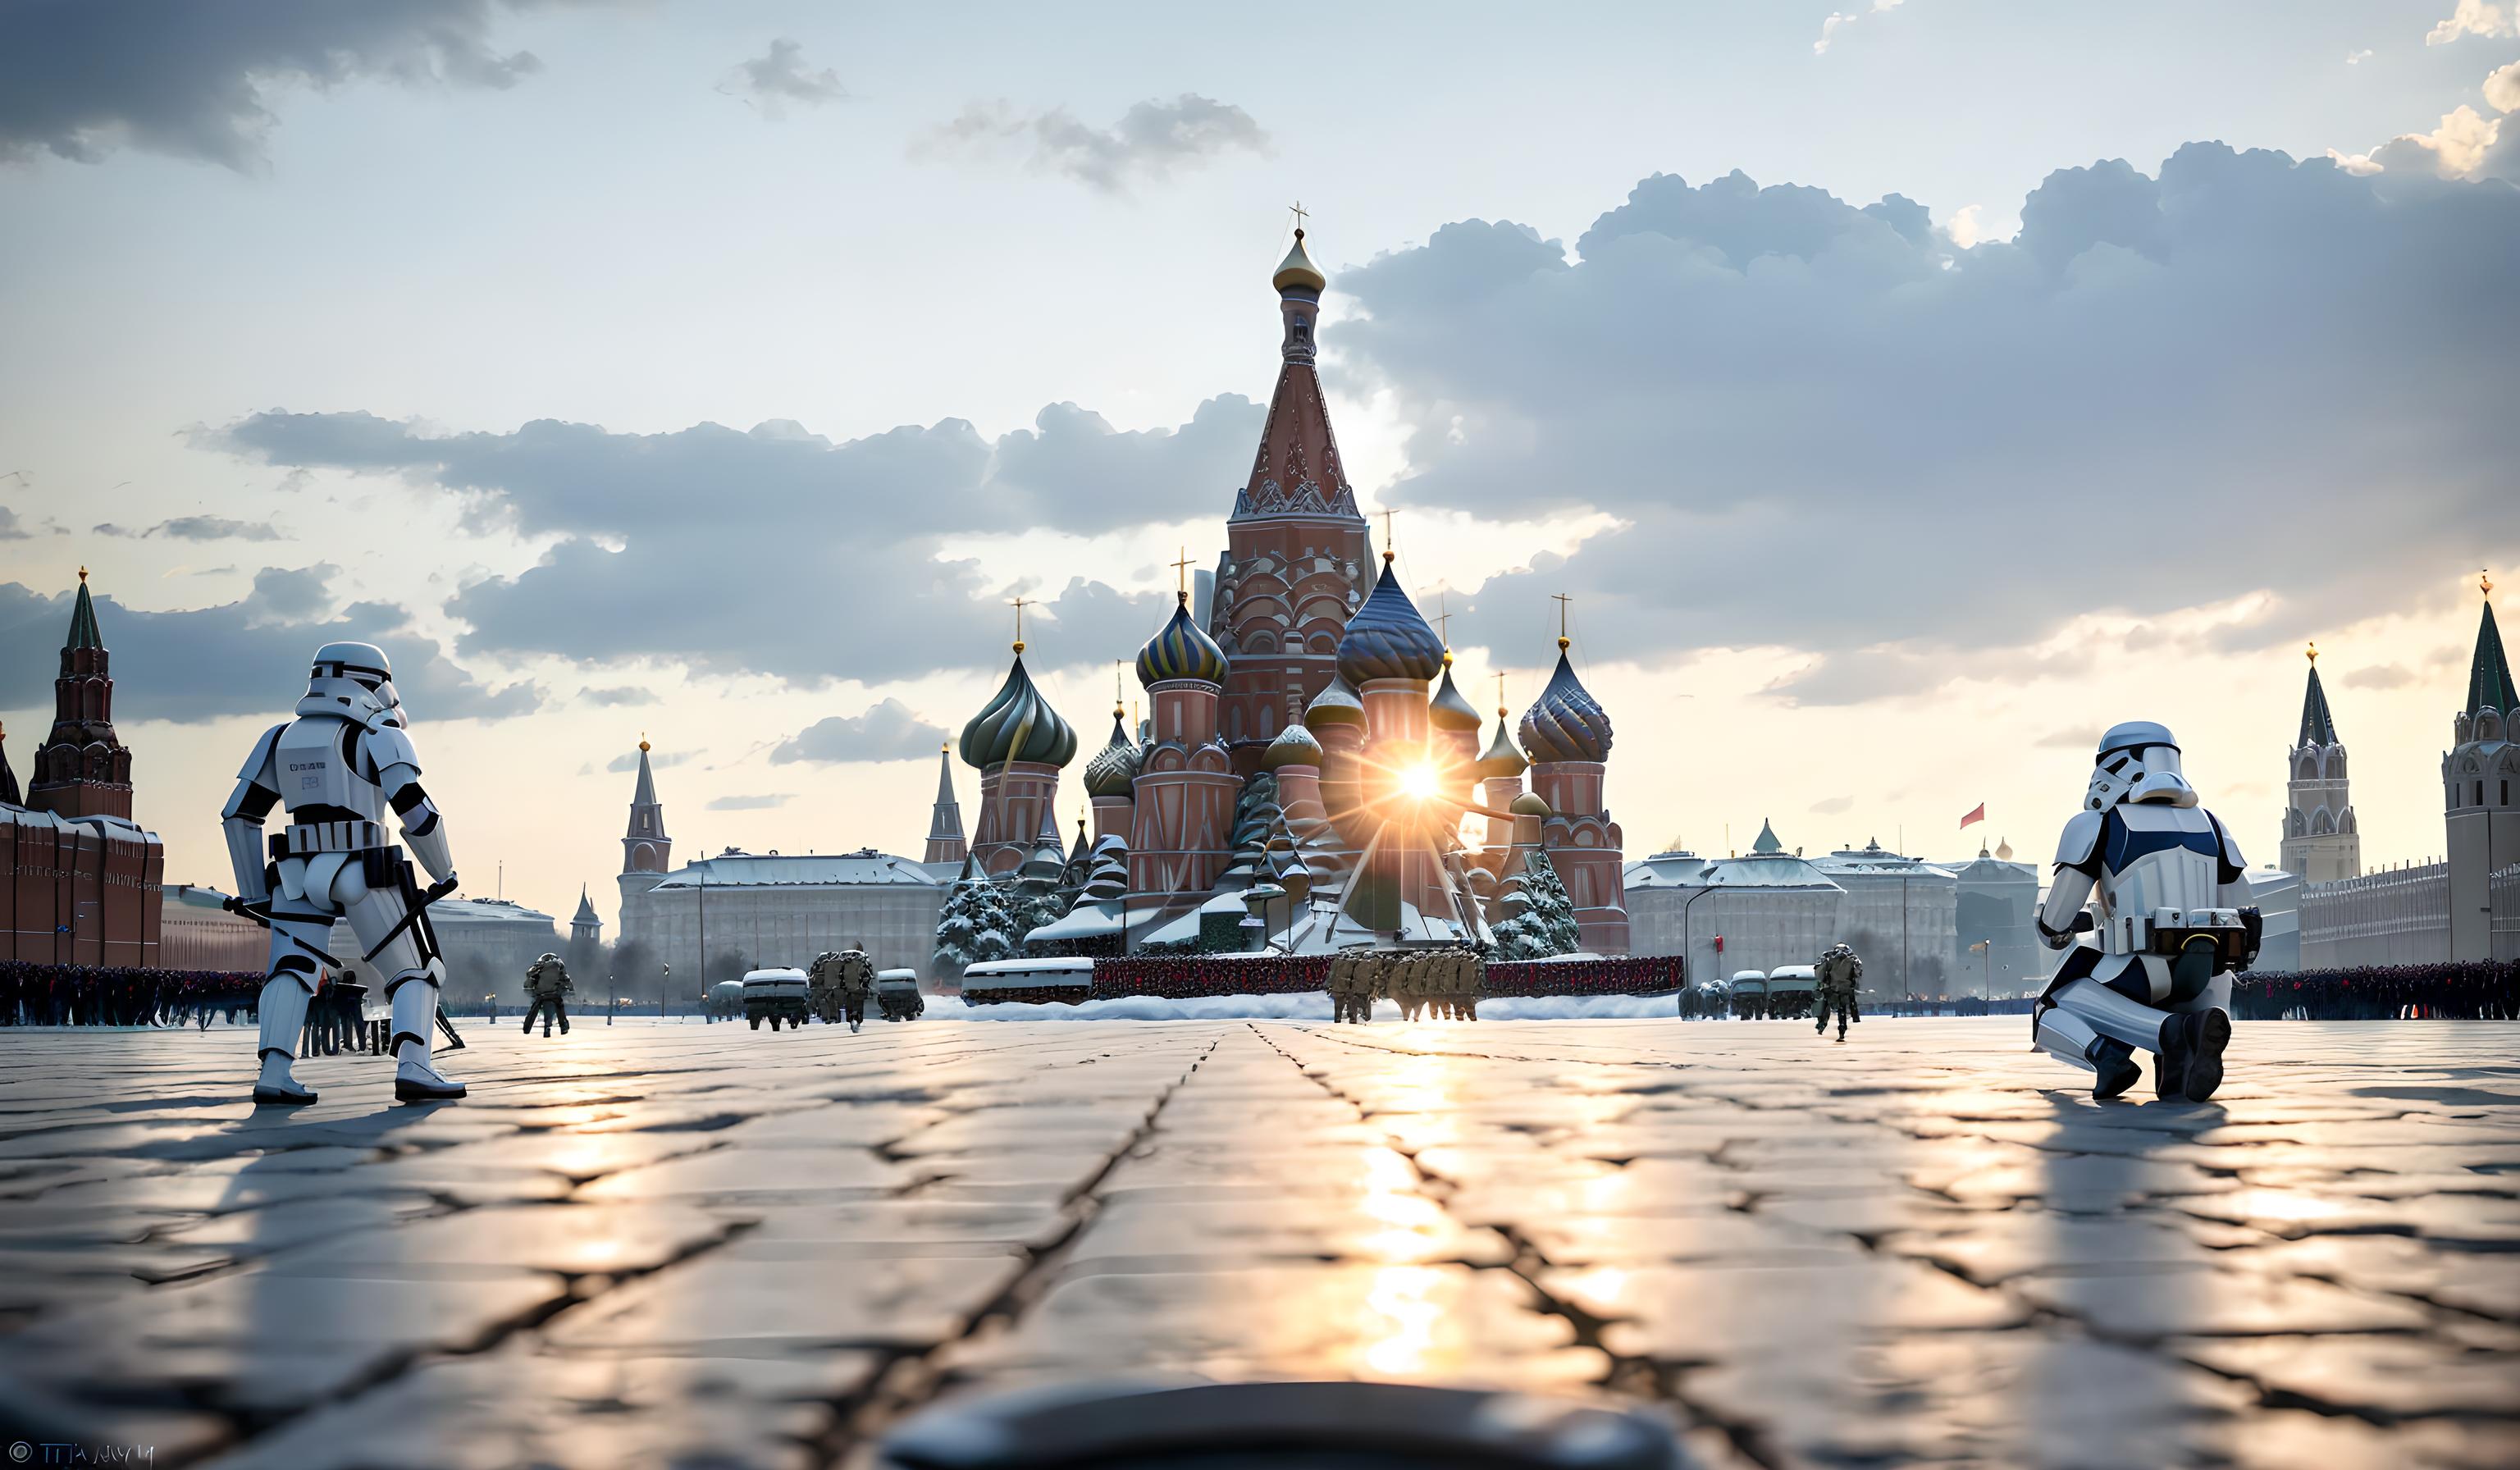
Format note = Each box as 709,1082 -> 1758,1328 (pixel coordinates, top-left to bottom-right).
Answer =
944,227 -> 1632,955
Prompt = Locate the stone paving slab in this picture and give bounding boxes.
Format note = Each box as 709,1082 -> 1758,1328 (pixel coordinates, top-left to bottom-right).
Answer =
0,1018 -> 2513,1468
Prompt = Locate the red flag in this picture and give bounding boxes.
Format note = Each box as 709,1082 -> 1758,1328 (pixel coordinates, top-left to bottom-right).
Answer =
1959,802 -> 1986,829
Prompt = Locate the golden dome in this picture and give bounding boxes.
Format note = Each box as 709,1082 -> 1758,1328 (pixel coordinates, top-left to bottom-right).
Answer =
1273,229 -> 1326,294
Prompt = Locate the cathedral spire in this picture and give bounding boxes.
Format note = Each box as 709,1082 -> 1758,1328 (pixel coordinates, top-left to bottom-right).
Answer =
620,737 -> 672,878
1234,219 -> 1362,523
924,743 -> 968,865
2298,642 -> 2340,747
2467,572 -> 2511,717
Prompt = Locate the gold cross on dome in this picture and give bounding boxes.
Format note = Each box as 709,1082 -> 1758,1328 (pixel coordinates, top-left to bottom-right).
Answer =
1171,547 -> 1195,600
1495,672 -> 1508,714
1289,200 -> 1308,231
1376,509 -> 1395,562
1552,592 -> 1573,643
1430,592 -> 1453,647
1009,596 -> 1030,653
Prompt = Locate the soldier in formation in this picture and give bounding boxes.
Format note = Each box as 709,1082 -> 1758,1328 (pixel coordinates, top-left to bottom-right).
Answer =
809,947 -> 876,1033
523,952 -> 573,1036
1815,943 -> 1863,1042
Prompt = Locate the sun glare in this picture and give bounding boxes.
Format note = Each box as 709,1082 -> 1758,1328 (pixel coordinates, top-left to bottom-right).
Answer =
1399,764 -> 1440,799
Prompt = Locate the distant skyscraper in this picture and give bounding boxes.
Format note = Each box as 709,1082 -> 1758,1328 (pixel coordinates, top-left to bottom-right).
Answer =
2280,642 -> 2360,883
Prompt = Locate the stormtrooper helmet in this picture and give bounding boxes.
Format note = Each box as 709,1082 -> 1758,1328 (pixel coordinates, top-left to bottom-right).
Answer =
299,641 -> 402,724
2088,720 -> 2196,808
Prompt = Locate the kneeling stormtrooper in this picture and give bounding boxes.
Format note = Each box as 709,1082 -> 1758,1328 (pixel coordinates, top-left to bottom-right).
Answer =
2033,721 -> 2261,1102
220,643 -> 466,1105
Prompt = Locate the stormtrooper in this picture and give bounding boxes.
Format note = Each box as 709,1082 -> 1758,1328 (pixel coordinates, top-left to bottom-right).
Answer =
219,642 -> 467,1105
2032,721 -> 2261,1102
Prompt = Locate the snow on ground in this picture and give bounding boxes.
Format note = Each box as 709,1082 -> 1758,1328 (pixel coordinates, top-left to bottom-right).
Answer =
927,992 -> 1684,1022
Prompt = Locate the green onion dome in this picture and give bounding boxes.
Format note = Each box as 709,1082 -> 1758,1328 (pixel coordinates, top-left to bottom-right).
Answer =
959,649 -> 1078,769
1429,655 -> 1482,733
1263,722 -> 1323,769
1303,674 -> 1366,731
1135,594 -> 1230,687
1083,709 -> 1140,797
1518,645 -> 1613,764
1335,558 -> 1445,686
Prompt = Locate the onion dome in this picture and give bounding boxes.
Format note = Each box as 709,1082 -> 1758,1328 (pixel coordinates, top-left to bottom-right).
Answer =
1083,709 -> 1140,797
1509,792 -> 1552,817
1429,655 -> 1482,733
959,650 -> 1078,770
1264,721 -> 1323,769
1272,229 -> 1326,294
1336,559 -> 1446,685
1476,711 -> 1527,780
1136,594 -> 1230,687
1518,645 -> 1614,764
1303,674 -> 1366,730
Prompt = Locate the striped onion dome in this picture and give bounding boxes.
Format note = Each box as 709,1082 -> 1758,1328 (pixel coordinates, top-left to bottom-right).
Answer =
1335,559 -> 1445,685
1263,721 -> 1323,769
1083,709 -> 1140,797
1303,673 -> 1365,730
1518,646 -> 1614,764
959,650 -> 1078,770
1476,712 -> 1527,779
1135,595 -> 1230,687
1429,655 -> 1482,732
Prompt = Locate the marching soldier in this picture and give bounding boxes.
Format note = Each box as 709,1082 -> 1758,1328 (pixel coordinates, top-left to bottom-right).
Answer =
837,947 -> 876,1033
806,951 -> 842,1025
1815,943 -> 1863,1042
523,952 -> 573,1037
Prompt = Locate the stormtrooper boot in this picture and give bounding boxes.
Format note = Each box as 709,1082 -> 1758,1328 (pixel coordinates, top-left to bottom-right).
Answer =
2157,1007 -> 2232,1102
388,975 -> 466,1102
2089,1038 -> 2143,1101
252,975 -> 317,1105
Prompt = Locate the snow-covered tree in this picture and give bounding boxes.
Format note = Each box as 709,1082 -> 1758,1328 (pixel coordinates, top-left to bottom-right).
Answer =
934,864 -> 1018,977
1493,848 -> 1580,960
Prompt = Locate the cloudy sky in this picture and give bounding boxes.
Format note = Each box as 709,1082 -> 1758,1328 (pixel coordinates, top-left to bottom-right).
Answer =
2,0 -> 2514,932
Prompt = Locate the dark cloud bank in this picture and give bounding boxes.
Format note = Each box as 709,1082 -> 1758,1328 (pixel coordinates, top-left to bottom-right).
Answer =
0,0 -> 548,170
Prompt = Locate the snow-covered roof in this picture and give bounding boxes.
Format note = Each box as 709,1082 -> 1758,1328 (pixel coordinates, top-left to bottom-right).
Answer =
1811,842 -> 1956,880
433,897 -> 559,929
1028,901 -> 1126,942
1626,850 -> 1842,892
964,956 -> 1096,976
649,849 -> 944,891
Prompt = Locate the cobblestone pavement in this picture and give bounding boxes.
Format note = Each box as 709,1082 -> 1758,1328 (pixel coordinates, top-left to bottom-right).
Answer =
0,1017 -> 2514,1468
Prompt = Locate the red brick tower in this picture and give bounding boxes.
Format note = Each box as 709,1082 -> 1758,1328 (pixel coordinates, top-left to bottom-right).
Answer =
29,568 -> 135,821
1212,226 -> 1374,774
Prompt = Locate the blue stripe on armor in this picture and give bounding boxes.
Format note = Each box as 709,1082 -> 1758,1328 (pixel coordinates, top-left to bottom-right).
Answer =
2102,816 -> 2221,874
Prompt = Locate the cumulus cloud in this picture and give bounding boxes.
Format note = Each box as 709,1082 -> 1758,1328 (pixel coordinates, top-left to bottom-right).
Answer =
1328,150 -> 2518,694
581,685 -> 660,707
705,792 -> 790,811
2487,60 -> 2520,112
210,396 -> 1263,685
92,514 -> 285,542
2359,104 -> 2502,178
726,38 -> 843,118
913,94 -> 1266,192
0,0 -> 548,171
770,698 -> 949,765
0,566 -> 538,722
2426,1 -> 2514,43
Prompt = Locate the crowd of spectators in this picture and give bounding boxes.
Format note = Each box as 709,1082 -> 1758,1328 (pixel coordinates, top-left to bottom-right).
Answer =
1076,954 -> 1331,1001
0,962 -> 263,1028
2231,961 -> 2518,1020
1487,954 -> 1685,998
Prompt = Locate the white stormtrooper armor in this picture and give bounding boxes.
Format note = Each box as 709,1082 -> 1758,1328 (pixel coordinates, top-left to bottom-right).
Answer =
2032,721 -> 2259,1102
219,642 -> 465,1105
